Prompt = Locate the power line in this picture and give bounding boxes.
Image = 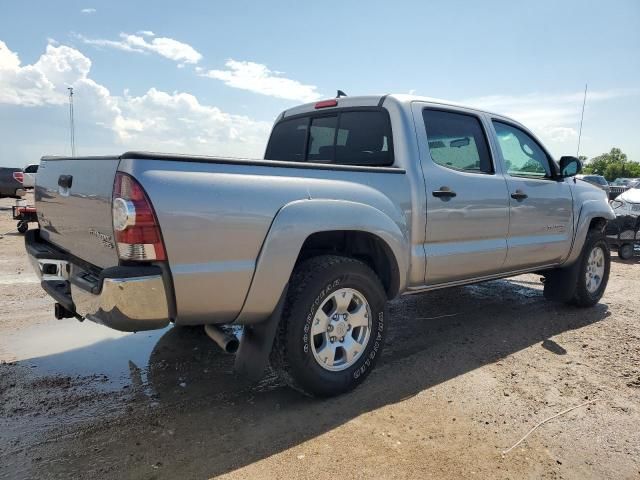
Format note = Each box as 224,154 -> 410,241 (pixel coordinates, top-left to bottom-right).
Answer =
576,83 -> 587,158
67,87 -> 76,157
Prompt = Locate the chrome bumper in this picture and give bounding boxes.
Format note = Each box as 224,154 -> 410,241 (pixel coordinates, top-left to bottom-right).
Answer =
26,230 -> 170,332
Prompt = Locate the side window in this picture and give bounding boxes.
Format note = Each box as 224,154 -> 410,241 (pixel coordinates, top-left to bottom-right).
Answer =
492,121 -> 551,178
264,117 -> 308,161
24,165 -> 39,173
308,116 -> 337,162
422,109 -> 493,174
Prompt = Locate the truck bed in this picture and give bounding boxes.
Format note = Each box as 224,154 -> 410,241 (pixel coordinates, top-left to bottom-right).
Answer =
35,151 -> 410,326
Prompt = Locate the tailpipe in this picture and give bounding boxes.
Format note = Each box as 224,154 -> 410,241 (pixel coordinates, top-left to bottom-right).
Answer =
204,324 -> 240,354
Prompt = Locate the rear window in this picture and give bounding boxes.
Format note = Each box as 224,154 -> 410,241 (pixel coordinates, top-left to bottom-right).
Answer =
264,117 -> 308,161
265,109 -> 393,167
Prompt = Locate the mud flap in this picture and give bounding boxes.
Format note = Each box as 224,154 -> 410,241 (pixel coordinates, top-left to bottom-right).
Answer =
234,284 -> 288,381
543,261 -> 580,303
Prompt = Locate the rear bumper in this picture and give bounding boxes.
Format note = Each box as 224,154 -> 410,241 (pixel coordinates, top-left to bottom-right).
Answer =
25,230 -> 170,332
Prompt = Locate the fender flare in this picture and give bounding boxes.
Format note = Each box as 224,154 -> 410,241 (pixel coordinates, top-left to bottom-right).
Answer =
234,199 -> 409,324
564,199 -> 615,265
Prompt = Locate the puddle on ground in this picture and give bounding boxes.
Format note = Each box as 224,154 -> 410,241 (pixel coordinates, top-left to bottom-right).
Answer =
0,319 -> 265,401
0,319 -> 170,390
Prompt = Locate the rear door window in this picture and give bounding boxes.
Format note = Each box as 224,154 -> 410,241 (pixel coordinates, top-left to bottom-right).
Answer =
265,109 -> 394,166
422,109 -> 493,174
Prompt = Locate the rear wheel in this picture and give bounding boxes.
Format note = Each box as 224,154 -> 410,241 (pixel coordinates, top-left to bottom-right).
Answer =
618,243 -> 634,260
17,221 -> 28,234
271,255 -> 387,397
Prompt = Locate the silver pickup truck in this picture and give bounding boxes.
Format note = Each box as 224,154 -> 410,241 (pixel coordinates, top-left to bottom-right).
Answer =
26,94 -> 615,396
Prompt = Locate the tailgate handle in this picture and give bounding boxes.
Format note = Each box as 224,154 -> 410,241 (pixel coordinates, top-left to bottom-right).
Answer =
58,175 -> 73,189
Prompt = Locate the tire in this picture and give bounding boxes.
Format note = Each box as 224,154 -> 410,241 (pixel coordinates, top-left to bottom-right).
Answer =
571,229 -> 611,307
618,243 -> 634,260
271,255 -> 387,397
17,221 -> 28,234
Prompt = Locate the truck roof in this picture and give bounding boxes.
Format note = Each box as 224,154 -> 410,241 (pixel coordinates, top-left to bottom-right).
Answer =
280,93 -> 515,123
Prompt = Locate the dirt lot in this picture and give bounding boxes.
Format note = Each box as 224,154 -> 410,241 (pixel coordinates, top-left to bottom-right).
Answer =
0,194 -> 638,480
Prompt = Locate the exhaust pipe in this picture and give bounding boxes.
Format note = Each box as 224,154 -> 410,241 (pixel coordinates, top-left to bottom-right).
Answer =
204,324 -> 239,354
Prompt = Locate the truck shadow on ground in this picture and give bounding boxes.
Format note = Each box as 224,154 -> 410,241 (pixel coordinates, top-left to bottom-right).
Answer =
12,277 -> 610,478
125,278 -> 609,478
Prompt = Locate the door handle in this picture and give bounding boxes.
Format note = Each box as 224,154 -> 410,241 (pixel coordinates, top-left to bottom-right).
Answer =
432,187 -> 456,198
511,190 -> 528,201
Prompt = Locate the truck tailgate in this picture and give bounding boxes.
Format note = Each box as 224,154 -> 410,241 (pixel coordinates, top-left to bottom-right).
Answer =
35,157 -> 121,269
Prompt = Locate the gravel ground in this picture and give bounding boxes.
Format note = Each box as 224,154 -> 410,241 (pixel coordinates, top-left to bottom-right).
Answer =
0,194 -> 638,479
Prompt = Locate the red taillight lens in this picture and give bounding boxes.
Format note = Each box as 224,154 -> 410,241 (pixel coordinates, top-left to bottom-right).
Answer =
13,172 -> 24,183
112,172 -> 166,261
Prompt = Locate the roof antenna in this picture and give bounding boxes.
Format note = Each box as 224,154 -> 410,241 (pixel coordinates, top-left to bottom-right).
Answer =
67,87 -> 76,157
576,83 -> 587,158
336,90 -> 347,98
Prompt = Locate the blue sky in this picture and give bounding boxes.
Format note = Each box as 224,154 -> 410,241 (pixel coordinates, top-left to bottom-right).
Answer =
1,0 -> 639,166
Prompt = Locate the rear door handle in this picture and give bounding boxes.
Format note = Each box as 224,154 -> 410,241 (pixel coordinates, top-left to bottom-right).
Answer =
432,187 -> 456,198
511,190 -> 528,201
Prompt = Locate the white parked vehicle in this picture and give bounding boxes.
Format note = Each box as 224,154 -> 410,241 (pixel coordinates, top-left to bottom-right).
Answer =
610,185 -> 640,217
21,163 -> 39,189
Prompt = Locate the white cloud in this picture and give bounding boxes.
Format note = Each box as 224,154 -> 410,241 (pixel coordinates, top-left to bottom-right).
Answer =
463,89 -> 640,154
137,30 -> 155,37
0,40 -> 90,106
0,40 -> 270,157
77,32 -> 202,64
81,8 -> 96,14
201,59 -> 322,102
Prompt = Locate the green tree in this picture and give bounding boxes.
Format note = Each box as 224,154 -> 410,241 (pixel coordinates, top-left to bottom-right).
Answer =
583,148 -> 640,181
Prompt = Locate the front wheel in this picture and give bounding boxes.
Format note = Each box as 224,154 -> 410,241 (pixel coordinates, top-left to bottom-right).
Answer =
271,255 -> 387,397
17,221 -> 28,234
572,230 -> 611,307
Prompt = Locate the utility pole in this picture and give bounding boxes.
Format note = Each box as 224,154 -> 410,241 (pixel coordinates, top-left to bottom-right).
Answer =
67,87 -> 76,157
576,83 -> 587,158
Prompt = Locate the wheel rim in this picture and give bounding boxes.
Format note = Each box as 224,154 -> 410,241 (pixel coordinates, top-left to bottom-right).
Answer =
310,287 -> 372,372
585,246 -> 605,294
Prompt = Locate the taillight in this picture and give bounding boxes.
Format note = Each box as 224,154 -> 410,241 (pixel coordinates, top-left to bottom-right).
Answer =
112,172 -> 166,262
314,99 -> 338,109
13,172 -> 24,183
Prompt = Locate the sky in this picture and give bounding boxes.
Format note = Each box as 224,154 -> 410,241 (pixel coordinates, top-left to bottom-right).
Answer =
1,0 -> 639,167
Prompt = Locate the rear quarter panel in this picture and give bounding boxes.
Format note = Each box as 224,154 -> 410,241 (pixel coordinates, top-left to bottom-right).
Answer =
119,158 -> 412,325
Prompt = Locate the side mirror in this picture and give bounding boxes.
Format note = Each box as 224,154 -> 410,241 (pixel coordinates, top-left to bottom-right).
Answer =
559,156 -> 582,178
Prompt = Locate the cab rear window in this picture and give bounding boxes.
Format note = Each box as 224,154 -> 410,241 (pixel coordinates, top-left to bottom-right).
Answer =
265,109 -> 394,167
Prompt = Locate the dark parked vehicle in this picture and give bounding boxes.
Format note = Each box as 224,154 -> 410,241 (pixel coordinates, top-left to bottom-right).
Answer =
576,174 -> 611,198
0,167 -> 26,199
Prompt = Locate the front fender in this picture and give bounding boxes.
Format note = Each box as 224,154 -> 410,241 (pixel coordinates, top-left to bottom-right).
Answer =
564,198 -> 615,265
234,199 -> 409,324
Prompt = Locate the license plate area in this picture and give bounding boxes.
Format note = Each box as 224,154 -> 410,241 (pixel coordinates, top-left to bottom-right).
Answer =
38,259 -> 70,281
